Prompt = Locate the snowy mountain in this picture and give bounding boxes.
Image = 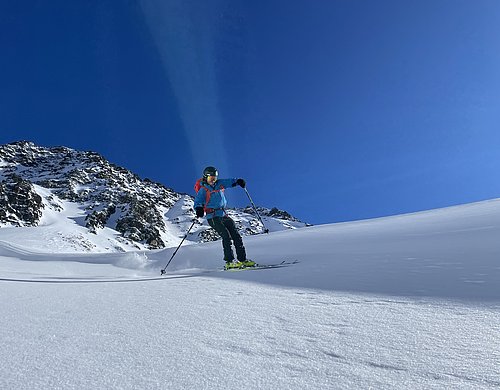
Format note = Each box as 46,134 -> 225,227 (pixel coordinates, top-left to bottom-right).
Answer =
0,198 -> 499,389
0,141 -> 308,252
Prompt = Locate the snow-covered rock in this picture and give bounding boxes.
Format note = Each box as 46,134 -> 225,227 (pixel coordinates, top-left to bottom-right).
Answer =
0,141 -> 308,252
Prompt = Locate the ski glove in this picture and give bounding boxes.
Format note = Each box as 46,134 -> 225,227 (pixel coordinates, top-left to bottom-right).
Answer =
235,178 -> 246,188
195,207 -> 205,218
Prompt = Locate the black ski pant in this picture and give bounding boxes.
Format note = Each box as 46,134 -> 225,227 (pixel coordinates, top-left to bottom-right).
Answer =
208,215 -> 247,262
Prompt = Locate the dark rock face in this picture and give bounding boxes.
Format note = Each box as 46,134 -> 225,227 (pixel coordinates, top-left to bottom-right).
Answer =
0,174 -> 44,226
198,228 -> 220,243
240,205 -> 302,223
85,203 -> 116,233
115,201 -> 165,249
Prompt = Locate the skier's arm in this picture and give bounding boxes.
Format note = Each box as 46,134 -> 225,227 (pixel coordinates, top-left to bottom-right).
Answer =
194,187 -> 207,209
217,178 -> 237,188
218,178 -> 245,188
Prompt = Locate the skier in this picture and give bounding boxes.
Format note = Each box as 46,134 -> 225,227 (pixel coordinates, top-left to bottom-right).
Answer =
194,166 -> 256,270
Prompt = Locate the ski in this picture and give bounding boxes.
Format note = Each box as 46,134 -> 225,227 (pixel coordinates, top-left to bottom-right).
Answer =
223,260 -> 299,272
158,260 -> 299,277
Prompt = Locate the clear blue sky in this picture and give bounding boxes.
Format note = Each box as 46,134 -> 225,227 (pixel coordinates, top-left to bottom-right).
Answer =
1,1 -> 500,225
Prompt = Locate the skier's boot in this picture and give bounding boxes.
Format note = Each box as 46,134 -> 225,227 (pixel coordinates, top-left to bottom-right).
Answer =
224,260 -> 243,270
239,259 -> 256,268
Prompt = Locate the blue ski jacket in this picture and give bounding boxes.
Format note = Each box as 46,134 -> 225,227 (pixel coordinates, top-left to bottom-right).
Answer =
194,178 -> 238,219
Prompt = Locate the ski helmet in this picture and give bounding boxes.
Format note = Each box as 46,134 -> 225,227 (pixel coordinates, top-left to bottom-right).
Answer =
203,166 -> 218,178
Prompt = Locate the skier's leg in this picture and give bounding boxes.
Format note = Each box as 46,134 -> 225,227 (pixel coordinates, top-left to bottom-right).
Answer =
208,217 -> 235,261
222,216 -> 247,261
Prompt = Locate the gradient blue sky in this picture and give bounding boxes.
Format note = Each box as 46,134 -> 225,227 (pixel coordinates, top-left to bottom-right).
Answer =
1,1 -> 500,224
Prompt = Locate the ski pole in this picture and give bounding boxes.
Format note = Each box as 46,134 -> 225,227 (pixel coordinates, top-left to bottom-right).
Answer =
160,218 -> 198,275
244,187 -> 269,234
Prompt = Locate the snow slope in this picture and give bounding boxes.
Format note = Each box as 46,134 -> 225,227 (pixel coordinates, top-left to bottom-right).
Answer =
1,199 -> 499,389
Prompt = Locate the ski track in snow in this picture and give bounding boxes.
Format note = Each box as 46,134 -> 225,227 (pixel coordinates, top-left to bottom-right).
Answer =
1,199 -> 500,389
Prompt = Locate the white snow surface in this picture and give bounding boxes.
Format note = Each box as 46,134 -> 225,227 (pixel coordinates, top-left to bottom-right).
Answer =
1,199 -> 500,389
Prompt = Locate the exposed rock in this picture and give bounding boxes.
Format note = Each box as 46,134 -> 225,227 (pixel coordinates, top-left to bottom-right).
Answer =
0,174 -> 44,226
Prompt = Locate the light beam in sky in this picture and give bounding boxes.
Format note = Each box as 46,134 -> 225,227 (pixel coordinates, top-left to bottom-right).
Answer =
139,0 -> 229,175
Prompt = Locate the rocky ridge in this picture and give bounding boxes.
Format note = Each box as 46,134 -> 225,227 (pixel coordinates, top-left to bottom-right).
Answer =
0,141 -> 308,251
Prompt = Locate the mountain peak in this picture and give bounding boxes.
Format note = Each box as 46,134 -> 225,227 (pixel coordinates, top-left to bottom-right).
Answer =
0,141 -> 308,252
